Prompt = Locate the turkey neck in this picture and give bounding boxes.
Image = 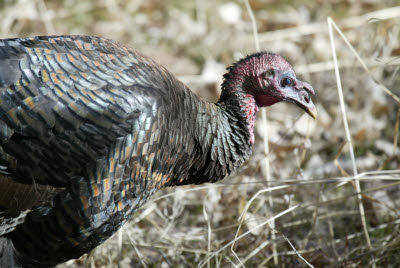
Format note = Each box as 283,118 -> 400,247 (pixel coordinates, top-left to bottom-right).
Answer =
218,65 -> 261,142
174,81 -> 257,186
217,89 -> 259,145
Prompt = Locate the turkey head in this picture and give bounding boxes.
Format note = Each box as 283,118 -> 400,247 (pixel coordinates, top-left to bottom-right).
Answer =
223,52 -> 317,119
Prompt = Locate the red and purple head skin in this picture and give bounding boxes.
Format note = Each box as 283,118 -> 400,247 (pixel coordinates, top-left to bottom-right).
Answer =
220,52 -> 317,143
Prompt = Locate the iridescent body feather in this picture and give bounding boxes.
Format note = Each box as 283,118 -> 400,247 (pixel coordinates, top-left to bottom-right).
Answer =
0,36 -> 252,266
0,35 -> 316,267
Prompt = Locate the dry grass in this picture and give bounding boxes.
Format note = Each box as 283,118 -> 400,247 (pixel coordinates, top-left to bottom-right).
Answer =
1,0 -> 399,267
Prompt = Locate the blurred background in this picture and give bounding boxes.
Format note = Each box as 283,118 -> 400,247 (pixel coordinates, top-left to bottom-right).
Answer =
1,0 -> 399,267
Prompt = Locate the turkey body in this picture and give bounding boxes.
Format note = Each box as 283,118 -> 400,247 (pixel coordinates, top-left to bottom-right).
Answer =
0,36 -> 252,266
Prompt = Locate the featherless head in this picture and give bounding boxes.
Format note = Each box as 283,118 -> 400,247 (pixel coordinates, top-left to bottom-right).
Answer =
221,52 -> 317,119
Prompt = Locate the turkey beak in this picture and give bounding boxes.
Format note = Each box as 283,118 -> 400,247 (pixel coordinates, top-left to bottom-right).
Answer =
285,81 -> 317,119
300,98 -> 317,119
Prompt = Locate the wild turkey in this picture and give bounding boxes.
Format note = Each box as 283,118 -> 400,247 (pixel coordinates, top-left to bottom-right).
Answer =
0,35 -> 316,267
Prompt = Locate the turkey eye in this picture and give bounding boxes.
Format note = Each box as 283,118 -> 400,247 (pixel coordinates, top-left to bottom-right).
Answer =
280,77 -> 293,87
